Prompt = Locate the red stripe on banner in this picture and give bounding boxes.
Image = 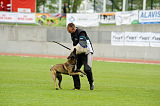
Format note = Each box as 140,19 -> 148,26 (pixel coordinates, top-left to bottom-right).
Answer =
12,0 -> 36,12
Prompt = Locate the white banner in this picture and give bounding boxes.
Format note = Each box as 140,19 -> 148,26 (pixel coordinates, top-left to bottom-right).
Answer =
115,11 -> 139,25
18,8 -> 31,13
124,32 -> 150,46
17,13 -> 35,23
0,12 -> 16,23
111,32 -> 160,47
0,12 -> 36,24
67,13 -> 99,27
139,10 -> 160,24
150,33 -> 160,47
111,32 -> 125,45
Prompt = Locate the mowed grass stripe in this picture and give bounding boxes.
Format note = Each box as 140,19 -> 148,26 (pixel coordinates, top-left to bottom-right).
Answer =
0,55 -> 160,106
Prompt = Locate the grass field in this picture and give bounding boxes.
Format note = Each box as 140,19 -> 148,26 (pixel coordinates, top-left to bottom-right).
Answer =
0,55 -> 160,106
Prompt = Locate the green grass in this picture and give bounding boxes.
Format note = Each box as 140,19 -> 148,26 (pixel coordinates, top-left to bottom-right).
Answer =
0,55 -> 160,106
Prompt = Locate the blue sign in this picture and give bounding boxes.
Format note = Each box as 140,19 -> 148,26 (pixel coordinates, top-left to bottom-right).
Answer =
139,10 -> 160,24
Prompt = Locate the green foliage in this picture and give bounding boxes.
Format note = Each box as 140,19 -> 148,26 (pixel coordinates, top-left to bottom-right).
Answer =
0,56 -> 160,106
36,0 -> 160,13
36,0 -> 46,13
36,0 -> 57,13
62,0 -> 83,13
106,0 -> 160,12
36,0 -> 83,13
72,0 -> 83,13
46,0 -> 58,13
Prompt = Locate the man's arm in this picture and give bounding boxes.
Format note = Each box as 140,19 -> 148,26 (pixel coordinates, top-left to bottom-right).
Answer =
79,32 -> 87,48
72,32 -> 88,54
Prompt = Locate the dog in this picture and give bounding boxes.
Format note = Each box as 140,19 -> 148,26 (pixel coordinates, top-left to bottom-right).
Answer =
50,48 -> 86,90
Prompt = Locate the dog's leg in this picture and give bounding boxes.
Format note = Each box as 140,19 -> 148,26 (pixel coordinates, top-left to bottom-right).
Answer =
68,68 -> 86,76
76,69 -> 87,75
56,74 -> 62,89
69,72 -> 82,76
68,68 -> 85,76
51,71 -> 59,90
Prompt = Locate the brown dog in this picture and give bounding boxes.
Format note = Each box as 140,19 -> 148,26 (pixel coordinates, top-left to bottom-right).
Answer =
50,48 -> 86,90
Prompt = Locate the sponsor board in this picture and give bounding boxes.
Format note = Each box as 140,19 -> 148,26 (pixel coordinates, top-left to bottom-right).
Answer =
12,0 -> 36,12
36,13 -> 66,26
112,32 -> 160,47
139,10 -> 160,24
0,12 -> 36,23
67,13 -> 99,27
115,10 -> 139,25
99,12 -> 116,24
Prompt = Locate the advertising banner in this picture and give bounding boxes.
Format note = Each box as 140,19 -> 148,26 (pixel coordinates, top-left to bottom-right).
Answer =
124,32 -> 150,46
139,10 -> 160,24
111,32 -> 160,47
115,11 -> 139,25
99,12 -> 116,24
150,33 -> 160,47
67,13 -> 99,27
0,12 -> 16,22
36,13 -> 66,26
111,32 -> 125,46
17,13 -> 36,23
0,12 -> 36,23
12,0 -> 36,13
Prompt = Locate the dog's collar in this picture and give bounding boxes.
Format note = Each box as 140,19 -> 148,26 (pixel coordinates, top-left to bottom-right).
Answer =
66,62 -> 76,67
68,64 -> 75,67
69,64 -> 76,66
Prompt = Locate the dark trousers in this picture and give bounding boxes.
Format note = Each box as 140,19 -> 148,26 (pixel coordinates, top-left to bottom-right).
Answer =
72,53 -> 94,89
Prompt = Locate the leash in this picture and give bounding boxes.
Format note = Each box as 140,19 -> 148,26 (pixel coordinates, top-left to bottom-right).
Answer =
49,41 -> 71,50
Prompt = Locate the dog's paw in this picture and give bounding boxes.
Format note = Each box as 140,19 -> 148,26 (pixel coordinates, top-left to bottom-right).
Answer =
83,72 -> 87,75
80,74 -> 84,77
55,88 -> 59,90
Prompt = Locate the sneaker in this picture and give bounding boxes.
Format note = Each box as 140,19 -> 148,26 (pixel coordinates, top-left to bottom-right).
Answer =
71,88 -> 80,90
90,83 -> 94,90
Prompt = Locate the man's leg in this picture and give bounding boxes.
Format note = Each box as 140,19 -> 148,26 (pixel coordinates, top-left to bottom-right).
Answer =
72,75 -> 80,89
83,53 -> 94,90
72,54 -> 83,90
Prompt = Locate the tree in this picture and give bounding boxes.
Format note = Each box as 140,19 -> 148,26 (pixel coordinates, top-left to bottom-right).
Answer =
36,0 -> 160,13
36,0 -> 46,13
46,0 -> 58,13
110,0 -> 122,11
62,0 -> 83,13
72,0 -> 82,13
36,0 -> 57,13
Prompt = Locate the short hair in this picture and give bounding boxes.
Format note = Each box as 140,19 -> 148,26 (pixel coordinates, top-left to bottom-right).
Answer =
67,23 -> 75,28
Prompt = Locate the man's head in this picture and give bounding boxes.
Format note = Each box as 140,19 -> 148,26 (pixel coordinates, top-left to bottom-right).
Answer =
67,23 -> 76,33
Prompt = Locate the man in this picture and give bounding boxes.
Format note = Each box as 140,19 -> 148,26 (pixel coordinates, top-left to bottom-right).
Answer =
62,3 -> 67,17
67,23 -> 94,90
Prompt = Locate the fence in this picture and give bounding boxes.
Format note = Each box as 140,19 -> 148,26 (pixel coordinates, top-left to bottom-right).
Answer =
0,24 -> 160,60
